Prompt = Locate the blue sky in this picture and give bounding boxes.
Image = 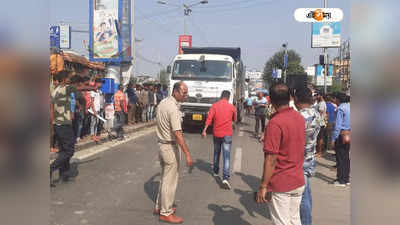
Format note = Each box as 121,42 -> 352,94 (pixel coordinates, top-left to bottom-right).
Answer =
50,0 -> 350,77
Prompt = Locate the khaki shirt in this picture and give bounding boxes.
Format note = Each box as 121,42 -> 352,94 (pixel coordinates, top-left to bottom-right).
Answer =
51,85 -> 73,125
141,90 -> 149,106
156,96 -> 183,142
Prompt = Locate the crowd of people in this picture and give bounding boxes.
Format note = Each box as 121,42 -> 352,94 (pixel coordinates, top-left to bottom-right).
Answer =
153,80 -> 350,225
244,85 -> 351,225
50,74 -> 351,225
49,70 -> 168,186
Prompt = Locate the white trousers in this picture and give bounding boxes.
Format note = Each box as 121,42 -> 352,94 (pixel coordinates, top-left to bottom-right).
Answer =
268,185 -> 305,225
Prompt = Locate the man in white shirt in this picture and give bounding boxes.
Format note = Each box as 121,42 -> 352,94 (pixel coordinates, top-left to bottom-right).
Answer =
90,79 -> 102,142
316,93 -> 327,157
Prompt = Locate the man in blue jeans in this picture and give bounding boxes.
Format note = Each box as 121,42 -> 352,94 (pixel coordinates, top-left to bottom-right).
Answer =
202,91 -> 237,189
294,88 -> 321,225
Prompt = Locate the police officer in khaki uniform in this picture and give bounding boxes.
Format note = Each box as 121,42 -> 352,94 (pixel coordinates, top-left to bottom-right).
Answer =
154,81 -> 193,224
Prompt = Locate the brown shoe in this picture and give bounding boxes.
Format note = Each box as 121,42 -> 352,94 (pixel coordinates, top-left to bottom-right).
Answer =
153,207 -> 176,215
159,214 -> 183,224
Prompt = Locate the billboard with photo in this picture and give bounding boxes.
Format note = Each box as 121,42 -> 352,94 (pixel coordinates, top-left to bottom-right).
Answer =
90,0 -> 120,61
311,22 -> 341,48
315,64 -> 333,86
59,24 -> 71,49
50,26 -> 60,48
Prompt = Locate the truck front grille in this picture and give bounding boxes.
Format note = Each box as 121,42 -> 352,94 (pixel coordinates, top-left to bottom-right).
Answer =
184,97 -> 219,104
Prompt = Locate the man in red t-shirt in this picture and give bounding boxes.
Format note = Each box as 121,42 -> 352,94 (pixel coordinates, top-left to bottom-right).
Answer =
256,83 -> 305,225
202,90 -> 236,189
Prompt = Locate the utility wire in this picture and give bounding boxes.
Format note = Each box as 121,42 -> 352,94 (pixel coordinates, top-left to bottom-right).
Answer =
197,0 -> 272,9
136,51 -> 164,67
135,8 -> 181,21
196,0 -> 274,14
188,14 -> 209,44
135,7 -> 181,35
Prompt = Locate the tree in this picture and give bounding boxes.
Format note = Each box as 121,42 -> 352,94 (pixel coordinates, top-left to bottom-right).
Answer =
263,49 -> 306,86
129,77 -> 137,85
158,69 -> 169,86
330,79 -> 345,93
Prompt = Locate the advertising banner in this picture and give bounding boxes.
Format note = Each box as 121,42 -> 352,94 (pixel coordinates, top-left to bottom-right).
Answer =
315,64 -> 333,86
312,22 -> 341,48
90,0 -> 120,61
59,24 -> 71,49
178,35 -> 192,54
50,26 -> 60,48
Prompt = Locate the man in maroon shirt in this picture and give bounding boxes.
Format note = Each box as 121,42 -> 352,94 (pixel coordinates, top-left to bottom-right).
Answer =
202,90 -> 237,189
256,83 -> 305,225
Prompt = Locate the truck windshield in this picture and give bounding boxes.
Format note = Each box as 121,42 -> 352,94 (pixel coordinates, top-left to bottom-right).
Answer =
172,60 -> 232,81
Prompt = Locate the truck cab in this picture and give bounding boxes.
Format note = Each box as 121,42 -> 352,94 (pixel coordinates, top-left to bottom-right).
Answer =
168,47 -> 245,128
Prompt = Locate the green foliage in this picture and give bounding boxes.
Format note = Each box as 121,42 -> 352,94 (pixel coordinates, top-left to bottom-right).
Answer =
263,50 -> 306,85
129,77 -> 137,85
159,69 -> 169,86
330,80 -> 344,93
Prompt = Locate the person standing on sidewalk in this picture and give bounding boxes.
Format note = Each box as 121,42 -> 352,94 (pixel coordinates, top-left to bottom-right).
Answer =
141,85 -> 149,122
82,76 -> 92,139
325,95 -> 337,151
245,93 -> 253,115
50,71 -> 79,187
331,93 -> 351,187
90,78 -> 102,142
253,92 -> 268,139
126,83 -> 138,125
201,90 -> 237,189
154,81 -> 193,224
316,93 -> 327,157
256,83 -> 305,225
136,85 -> 143,123
114,85 -> 128,140
148,84 -> 155,122
294,88 -> 321,225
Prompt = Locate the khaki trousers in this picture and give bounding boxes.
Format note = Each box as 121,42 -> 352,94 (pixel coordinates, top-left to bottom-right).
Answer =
155,144 -> 180,216
128,103 -> 137,123
268,185 -> 305,225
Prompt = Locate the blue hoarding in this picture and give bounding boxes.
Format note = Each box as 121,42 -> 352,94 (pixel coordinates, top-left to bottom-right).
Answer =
50,26 -> 60,48
89,0 -> 132,63
316,65 -> 333,76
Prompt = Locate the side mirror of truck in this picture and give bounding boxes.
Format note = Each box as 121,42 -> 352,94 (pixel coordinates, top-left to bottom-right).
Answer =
166,65 -> 171,73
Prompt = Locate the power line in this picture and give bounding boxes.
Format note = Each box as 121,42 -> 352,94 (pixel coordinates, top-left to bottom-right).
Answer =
197,0 -> 272,9
188,14 -> 209,44
135,7 -> 180,35
196,0 -> 275,14
136,51 -> 164,67
135,8 -> 181,21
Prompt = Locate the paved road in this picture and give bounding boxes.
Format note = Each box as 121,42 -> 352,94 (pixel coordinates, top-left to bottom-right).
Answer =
51,115 -> 349,225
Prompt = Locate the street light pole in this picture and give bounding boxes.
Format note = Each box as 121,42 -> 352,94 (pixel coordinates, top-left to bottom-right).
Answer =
282,42 -> 288,83
323,0 -> 328,94
157,0 -> 207,35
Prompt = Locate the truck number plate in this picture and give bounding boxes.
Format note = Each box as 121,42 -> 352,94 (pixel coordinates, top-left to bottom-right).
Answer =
192,114 -> 202,121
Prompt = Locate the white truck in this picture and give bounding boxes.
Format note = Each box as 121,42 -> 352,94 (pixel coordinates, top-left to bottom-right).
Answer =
167,47 -> 246,127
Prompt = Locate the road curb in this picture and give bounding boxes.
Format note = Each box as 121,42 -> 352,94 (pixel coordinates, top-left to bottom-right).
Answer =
50,122 -> 156,160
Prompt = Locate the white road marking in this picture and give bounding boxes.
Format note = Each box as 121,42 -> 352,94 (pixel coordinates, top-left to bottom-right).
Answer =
73,127 -> 155,161
232,147 -> 242,173
238,131 -> 244,137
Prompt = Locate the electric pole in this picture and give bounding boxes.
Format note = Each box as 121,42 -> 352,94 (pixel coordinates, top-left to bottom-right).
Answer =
323,0 -> 328,94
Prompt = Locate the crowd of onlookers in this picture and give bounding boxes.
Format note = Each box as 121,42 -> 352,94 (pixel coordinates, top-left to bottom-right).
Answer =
50,71 -> 168,153
252,83 -> 350,225
245,88 -> 350,156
